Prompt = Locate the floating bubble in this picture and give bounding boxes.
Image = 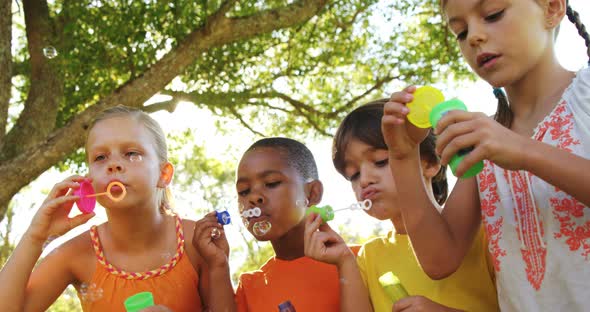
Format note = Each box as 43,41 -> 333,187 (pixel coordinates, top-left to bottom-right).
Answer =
79,283 -> 104,302
295,199 -> 309,209
43,46 -> 58,59
242,218 -> 249,229
211,228 -> 221,239
252,220 -> 272,237
160,252 -> 173,260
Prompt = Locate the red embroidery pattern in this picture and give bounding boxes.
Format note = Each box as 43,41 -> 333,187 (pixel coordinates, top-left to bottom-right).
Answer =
534,100 -> 580,153
509,171 -> 547,290
552,196 -> 590,259
535,100 -> 589,260
478,161 -> 506,272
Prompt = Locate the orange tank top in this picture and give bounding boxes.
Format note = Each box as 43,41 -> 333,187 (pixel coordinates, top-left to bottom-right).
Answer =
78,216 -> 202,311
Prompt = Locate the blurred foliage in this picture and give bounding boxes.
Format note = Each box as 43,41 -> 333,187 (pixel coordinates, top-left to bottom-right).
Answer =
0,203 -> 14,267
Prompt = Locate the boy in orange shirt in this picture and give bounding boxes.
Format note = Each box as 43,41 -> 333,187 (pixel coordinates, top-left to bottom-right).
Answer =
194,137 -> 364,311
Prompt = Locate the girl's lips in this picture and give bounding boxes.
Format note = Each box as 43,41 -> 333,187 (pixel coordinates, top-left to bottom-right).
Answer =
477,53 -> 501,68
361,189 -> 379,200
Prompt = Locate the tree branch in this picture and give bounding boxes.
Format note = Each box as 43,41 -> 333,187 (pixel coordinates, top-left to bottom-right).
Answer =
0,0 -> 63,161
263,91 -> 331,136
334,75 -> 398,114
163,89 -> 333,136
227,106 -> 266,137
0,0 -> 329,219
142,99 -> 180,114
0,0 -> 11,143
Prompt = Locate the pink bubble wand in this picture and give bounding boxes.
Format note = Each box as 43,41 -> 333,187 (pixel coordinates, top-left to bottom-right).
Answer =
74,180 -> 127,214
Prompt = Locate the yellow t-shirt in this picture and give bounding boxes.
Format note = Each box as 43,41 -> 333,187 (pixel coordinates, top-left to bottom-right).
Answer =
357,228 -> 498,312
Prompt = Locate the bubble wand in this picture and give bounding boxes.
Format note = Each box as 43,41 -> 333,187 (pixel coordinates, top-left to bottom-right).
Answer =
305,199 -> 372,223
74,180 -> 127,214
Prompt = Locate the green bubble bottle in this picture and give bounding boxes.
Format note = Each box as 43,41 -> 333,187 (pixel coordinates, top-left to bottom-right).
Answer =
124,292 -> 154,312
305,205 -> 335,223
378,272 -> 409,303
406,86 -> 483,178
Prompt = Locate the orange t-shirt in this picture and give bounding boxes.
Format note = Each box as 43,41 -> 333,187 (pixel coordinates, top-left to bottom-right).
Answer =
79,216 -> 202,311
235,256 -> 342,312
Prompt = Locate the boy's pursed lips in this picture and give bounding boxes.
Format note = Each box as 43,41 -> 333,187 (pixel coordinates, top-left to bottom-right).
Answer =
361,187 -> 379,201
247,215 -> 271,226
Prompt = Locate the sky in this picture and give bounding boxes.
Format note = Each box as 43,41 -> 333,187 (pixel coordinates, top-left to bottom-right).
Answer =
4,0 -> 590,274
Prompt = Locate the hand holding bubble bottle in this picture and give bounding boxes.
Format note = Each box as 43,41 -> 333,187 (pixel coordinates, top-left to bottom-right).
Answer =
211,209 -> 231,239
406,86 -> 483,178
304,199 -> 372,223
210,198 -> 232,239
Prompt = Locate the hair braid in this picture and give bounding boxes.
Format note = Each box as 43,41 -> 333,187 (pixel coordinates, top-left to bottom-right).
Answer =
566,5 -> 590,64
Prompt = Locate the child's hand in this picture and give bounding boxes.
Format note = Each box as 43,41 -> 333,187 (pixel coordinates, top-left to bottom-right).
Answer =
434,110 -> 527,175
192,212 -> 230,269
26,175 -> 95,245
383,86 -> 430,160
393,296 -> 463,312
303,213 -> 353,266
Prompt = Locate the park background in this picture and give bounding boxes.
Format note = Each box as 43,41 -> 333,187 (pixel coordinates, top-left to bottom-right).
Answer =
0,0 -> 588,310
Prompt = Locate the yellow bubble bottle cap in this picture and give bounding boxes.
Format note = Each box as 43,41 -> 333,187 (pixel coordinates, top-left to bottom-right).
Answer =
406,86 -> 445,128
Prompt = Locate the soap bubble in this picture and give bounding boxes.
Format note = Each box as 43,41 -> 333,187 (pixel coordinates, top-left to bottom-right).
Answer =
211,228 -> 221,239
43,46 -> 58,59
79,283 -> 104,302
295,199 -> 309,209
252,220 -> 272,237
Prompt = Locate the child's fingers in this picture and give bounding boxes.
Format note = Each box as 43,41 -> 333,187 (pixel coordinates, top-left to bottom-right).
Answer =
306,231 -> 327,256
304,213 -> 322,241
193,212 -> 218,228
319,225 -> 345,245
41,195 -> 80,215
389,86 -> 417,103
68,212 -> 96,229
392,296 -> 414,311
382,112 -> 406,126
45,174 -> 86,202
403,85 -> 417,93
193,220 -> 222,240
433,110 -> 478,135
45,180 -> 81,203
438,131 -> 480,166
435,112 -> 479,152
454,142 -> 487,177
383,101 -> 410,126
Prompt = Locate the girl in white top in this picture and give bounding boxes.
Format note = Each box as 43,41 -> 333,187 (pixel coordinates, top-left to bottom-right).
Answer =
382,0 -> 590,310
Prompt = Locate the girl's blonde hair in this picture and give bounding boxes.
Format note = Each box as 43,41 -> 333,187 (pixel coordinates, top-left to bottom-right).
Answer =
88,105 -> 174,213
